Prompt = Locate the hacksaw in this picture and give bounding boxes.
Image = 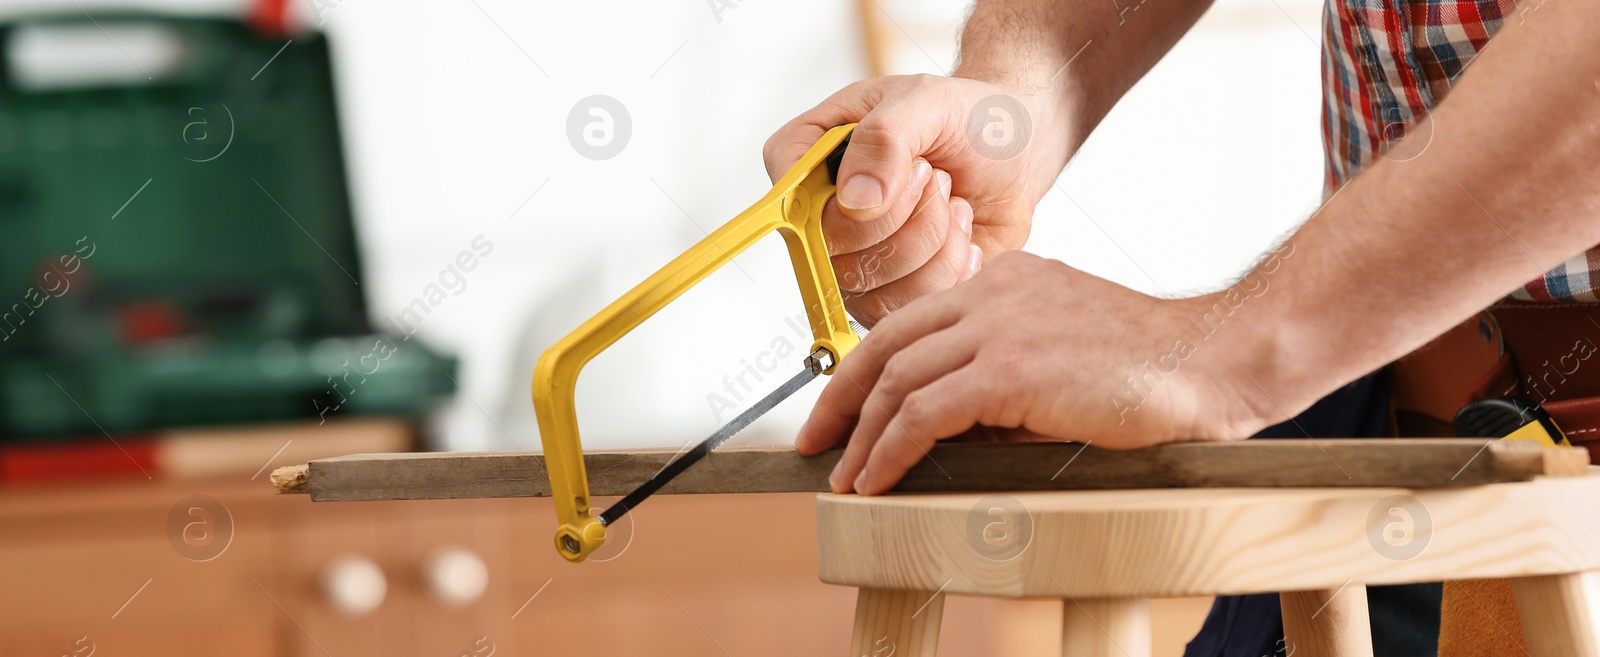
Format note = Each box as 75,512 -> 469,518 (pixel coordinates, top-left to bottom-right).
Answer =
533,124 -> 860,562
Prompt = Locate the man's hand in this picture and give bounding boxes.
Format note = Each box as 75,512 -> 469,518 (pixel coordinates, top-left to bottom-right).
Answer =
764,75 -> 1065,325
759,0 -> 1220,326
795,251 -> 1279,495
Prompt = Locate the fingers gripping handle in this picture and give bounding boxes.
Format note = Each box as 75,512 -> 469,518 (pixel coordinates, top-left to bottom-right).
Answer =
532,124 -> 861,562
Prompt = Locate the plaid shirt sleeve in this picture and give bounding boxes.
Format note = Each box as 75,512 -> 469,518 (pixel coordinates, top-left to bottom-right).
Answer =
1321,0 -> 1595,301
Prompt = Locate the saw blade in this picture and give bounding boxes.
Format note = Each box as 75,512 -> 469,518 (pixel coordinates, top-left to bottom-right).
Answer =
598,350 -> 829,526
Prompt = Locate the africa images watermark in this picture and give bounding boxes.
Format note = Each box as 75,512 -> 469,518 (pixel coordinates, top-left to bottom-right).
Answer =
965,494 -> 1034,562
966,94 -> 1033,161
0,236 -> 98,342
1523,329 -> 1599,404
1110,239 -> 1297,424
310,235 -> 495,424
166,494 -> 234,562
389,235 -> 495,337
705,308 -> 822,422
454,635 -> 496,657
567,95 -> 631,161
702,243 -> 892,422
1367,494 -> 1431,561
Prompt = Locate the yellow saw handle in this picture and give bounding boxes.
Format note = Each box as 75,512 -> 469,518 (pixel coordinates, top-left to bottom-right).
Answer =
533,124 -> 860,562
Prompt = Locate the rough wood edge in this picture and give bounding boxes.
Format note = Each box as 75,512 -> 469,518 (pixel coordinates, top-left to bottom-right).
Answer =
270,464 -> 308,494
1537,443 -> 1594,477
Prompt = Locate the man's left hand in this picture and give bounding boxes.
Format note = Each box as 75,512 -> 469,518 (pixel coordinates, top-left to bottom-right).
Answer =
797,250 -> 1280,495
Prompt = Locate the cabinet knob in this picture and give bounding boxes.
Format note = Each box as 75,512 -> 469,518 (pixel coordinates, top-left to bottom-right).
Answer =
323,555 -> 387,616
424,547 -> 489,607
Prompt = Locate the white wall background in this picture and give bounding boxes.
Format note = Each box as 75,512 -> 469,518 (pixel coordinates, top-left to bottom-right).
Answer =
3,0 -> 1329,452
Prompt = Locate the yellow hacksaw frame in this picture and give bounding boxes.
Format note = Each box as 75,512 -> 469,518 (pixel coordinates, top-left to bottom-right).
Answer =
532,124 -> 861,562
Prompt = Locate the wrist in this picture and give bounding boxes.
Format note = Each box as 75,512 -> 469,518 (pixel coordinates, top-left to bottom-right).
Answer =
1168,241 -> 1317,439
949,67 -> 1078,201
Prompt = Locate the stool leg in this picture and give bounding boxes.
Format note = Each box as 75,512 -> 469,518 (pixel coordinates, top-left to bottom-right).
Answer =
1061,597 -> 1150,657
850,588 -> 944,657
1512,572 -> 1600,657
1280,586 -> 1374,657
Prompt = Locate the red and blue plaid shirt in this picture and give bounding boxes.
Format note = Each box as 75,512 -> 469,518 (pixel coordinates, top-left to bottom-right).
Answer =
1320,0 -> 1588,301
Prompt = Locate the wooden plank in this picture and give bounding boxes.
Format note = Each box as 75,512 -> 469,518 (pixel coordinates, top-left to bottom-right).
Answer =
271,439 -> 1589,502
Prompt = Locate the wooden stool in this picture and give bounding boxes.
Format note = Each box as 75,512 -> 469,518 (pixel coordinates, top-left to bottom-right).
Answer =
817,470 -> 1600,657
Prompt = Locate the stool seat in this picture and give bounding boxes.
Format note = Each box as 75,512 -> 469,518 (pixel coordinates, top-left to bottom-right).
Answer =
818,468 -> 1600,657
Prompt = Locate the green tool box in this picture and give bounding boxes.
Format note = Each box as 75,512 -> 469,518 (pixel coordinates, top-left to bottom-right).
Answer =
0,13 -> 456,439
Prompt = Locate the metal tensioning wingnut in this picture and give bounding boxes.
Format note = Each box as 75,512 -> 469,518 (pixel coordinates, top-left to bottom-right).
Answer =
805,347 -> 835,375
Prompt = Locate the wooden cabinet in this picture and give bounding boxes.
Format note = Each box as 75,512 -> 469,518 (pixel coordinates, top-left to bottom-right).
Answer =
0,478 -> 517,657
271,496 -> 516,657
0,480 -> 278,657
0,478 -> 858,657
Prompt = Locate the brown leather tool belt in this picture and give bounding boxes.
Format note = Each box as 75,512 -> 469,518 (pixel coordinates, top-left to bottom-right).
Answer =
1393,300 -> 1600,462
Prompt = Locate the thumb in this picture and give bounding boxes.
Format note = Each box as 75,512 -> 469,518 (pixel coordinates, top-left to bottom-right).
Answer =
833,103 -> 953,223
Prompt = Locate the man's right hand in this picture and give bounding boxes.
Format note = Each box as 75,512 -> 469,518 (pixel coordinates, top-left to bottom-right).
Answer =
764,74 -> 1063,325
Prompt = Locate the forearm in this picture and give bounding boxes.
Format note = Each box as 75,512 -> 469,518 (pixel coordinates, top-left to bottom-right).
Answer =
1222,0 -> 1600,422
952,0 -> 1216,161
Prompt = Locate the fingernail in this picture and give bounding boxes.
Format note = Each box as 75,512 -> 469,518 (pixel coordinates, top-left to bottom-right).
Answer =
936,170 -> 952,202
853,470 -> 871,495
955,200 -> 973,236
912,159 -> 933,190
838,175 -> 885,210
967,244 -> 983,273
830,460 -> 845,491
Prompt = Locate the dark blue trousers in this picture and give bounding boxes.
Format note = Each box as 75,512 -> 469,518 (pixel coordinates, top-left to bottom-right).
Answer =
1181,368 -> 1442,657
